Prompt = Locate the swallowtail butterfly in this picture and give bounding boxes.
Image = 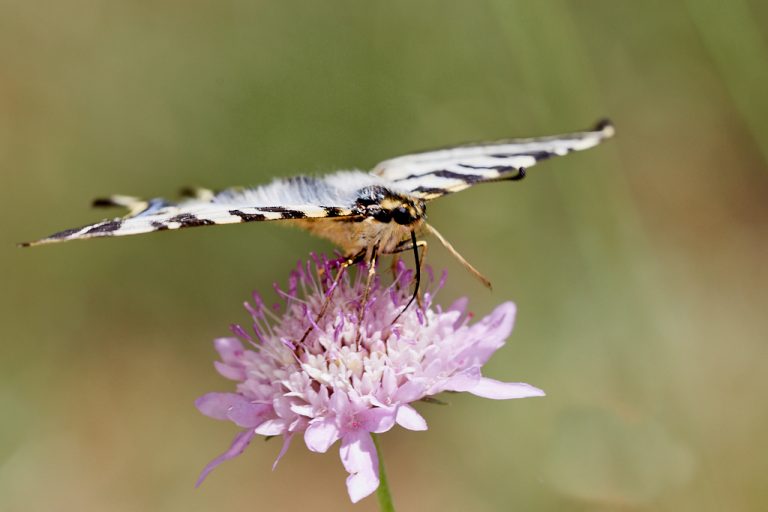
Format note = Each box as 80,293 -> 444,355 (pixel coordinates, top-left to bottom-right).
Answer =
21,120 -> 614,288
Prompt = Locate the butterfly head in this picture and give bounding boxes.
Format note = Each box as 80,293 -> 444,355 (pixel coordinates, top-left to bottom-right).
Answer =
354,186 -> 426,227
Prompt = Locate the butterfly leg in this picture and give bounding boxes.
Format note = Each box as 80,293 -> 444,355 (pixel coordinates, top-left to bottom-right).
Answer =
389,253 -> 401,286
299,249 -> 365,345
354,242 -> 381,349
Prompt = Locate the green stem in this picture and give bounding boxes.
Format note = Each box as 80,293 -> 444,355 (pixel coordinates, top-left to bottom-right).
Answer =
372,434 -> 395,512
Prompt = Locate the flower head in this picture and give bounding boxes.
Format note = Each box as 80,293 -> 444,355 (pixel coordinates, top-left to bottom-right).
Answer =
196,255 -> 544,503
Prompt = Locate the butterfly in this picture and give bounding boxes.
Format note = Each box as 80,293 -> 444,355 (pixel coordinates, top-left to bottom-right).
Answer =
21,120 -> 614,295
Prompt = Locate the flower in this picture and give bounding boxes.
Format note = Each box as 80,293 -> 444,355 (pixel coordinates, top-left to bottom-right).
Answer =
195,255 -> 544,503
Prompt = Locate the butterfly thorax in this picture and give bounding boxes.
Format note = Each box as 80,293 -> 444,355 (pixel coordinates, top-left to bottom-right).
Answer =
296,185 -> 426,255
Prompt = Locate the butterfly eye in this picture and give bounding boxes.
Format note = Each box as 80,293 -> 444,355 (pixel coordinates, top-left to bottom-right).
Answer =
372,209 -> 392,223
392,206 -> 413,225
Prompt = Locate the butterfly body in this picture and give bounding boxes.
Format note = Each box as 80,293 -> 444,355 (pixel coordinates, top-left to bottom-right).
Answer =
21,120 -> 615,265
293,178 -> 427,256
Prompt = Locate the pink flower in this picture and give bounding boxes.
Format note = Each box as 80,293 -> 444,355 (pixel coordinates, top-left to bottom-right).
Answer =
195,256 -> 544,503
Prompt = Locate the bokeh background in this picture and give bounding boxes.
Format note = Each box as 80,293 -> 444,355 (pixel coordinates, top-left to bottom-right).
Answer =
2,1 -> 767,511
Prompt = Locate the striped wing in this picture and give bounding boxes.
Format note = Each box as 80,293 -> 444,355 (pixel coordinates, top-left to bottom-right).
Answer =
20,186 -> 354,247
371,120 -> 615,200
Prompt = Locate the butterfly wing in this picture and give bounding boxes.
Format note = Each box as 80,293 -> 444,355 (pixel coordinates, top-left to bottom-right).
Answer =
371,119 -> 615,200
20,178 -> 356,247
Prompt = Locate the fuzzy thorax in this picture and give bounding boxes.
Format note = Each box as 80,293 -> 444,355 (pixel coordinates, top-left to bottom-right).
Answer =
296,184 -> 427,255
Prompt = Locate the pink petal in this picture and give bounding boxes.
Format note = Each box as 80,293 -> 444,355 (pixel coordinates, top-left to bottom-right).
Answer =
288,415 -> 308,432
380,367 -> 398,397
196,429 -> 255,486
195,393 -> 248,420
396,405 -> 428,431
272,397 -> 295,418
393,380 -> 425,403
304,418 -> 340,453
289,403 -> 314,417
226,402 -> 271,428
447,296 -> 468,313
447,297 -> 469,327
272,433 -> 294,471
254,418 -> 287,436
439,368 -> 482,393
468,378 -> 545,399
330,390 -> 351,413
340,431 -> 380,503
467,302 -> 517,364
358,407 -> 396,434
214,337 -> 245,362
214,361 -> 247,381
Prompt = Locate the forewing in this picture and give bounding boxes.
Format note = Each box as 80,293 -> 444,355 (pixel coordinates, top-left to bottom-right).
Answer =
371,120 -> 615,200
20,183 -> 355,247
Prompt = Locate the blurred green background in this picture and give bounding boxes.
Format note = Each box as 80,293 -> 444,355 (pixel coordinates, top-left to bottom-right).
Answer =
2,1 -> 767,510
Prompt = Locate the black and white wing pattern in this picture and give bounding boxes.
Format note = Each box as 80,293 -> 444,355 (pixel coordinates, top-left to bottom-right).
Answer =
20,176 -> 359,247
371,119 -> 615,200
21,120 -> 614,248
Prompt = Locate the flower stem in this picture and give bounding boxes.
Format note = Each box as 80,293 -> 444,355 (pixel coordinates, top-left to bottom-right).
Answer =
372,434 -> 395,512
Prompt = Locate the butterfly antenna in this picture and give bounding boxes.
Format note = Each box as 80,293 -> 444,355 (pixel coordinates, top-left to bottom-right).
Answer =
425,223 -> 492,290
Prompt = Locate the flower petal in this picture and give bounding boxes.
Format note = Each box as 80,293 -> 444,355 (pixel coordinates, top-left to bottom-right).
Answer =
254,418 -> 287,436
447,297 -> 469,327
439,368 -> 482,393
340,431 -> 380,503
447,296 -> 468,313
466,302 -> 517,364
214,337 -> 245,362
195,393 -> 248,421
396,405 -> 428,431
196,429 -> 255,486
226,402 -> 271,428
468,378 -> 545,399
330,389 -> 351,413
380,367 -> 398,398
393,380 -> 425,403
214,361 -> 247,381
272,433 -> 294,471
358,407 -> 396,434
304,418 -> 340,453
